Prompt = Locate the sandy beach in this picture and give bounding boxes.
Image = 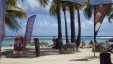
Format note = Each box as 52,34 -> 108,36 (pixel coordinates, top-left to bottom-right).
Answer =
1,46 -> 113,64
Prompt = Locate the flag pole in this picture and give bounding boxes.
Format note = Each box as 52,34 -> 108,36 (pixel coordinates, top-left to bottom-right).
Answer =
88,0 -> 96,57
94,5 -> 96,57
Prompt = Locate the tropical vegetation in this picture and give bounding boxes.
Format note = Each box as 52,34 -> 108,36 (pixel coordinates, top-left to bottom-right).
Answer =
5,0 -> 113,51
5,0 -> 26,31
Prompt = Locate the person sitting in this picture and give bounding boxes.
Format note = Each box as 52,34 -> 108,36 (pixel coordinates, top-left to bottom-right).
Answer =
80,41 -> 86,48
87,40 -> 94,48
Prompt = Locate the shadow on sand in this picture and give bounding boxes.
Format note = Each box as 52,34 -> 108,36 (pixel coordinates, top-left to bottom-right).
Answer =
1,47 -> 60,58
70,56 -> 99,61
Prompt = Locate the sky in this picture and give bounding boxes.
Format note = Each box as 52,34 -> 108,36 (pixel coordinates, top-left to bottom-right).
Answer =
5,0 -> 113,36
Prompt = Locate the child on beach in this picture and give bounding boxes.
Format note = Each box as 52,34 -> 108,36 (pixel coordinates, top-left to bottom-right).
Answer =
87,40 -> 94,48
80,41 -> 86,48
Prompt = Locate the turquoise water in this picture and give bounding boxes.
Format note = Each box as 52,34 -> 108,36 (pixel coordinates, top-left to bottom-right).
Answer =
2,36 -> 113,46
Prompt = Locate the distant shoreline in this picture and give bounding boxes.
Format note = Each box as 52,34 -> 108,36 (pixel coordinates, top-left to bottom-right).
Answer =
5,36 -> 113,37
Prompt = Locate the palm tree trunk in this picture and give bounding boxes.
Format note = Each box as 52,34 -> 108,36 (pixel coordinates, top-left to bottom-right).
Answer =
76,6 -> 81,51
63,7 -> 69,44
95,5 -> 110,43
56,0 -> 63,49
69,3 -> 76,44
56,0 -> 62,40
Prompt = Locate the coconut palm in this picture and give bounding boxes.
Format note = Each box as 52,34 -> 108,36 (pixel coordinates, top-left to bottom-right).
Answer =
62,2 -> 69,44
76,5 -> 82,51
60,1 -> 83,51
5,0 -> 26,31
68,2 -> 83,51
69,3 -> 76,44
49,0 -> 63,49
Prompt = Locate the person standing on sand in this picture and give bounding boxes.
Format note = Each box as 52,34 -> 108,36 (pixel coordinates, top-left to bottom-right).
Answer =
52,36 -> 56,48
81,41 -> 86,48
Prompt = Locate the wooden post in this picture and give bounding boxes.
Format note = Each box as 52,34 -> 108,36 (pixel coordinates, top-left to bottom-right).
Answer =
34,38 -> 40,57
100,53 -> 112,64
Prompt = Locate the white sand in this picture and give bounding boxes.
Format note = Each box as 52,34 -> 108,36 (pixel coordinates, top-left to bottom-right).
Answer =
1,46 -> 113,64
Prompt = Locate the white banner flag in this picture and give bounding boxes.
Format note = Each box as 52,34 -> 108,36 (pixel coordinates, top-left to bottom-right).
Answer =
61,0 -> 85,5
89,0 -> 113,5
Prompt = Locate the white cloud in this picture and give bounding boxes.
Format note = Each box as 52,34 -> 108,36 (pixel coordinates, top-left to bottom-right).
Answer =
34,20 -> 57,29
17,0 -> 51,15
38,20 -> 50,28
82,20 -> 94,30
26,0 -> 39,9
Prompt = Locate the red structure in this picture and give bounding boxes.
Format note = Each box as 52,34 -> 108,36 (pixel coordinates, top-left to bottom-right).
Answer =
13,36 -> 26,55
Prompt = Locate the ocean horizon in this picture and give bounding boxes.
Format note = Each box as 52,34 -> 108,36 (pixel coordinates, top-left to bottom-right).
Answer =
2,36 -> 113,46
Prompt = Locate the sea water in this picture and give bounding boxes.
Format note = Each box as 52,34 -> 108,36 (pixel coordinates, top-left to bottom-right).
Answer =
2,36 -> 113,46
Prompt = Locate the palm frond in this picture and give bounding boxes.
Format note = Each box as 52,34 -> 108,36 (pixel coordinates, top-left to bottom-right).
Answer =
5,5 -> 27,19
83,0 -> 93,20
7,0 -> 16,6
39,0 -> 49,7
108,13 -> 113,23
5,15 -> 21,31
49,4 -> 57,16
5,0 -> 27,31
106,5 -> 113,16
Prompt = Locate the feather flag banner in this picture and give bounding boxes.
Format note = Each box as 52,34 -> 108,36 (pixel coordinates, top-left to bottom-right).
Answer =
25,15 -> 36,43
1,21 -> 5,41
89,0 -> 113,5
0,0 -> 6,55
61,0 -> 85,5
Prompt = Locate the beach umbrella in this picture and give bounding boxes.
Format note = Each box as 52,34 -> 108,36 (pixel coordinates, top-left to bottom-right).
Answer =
0,0 -> 6,57
89,0 -> 113,57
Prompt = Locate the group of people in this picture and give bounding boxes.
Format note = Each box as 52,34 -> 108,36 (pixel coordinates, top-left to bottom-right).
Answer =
80,40 -> 94,48
52,36 -> 94,49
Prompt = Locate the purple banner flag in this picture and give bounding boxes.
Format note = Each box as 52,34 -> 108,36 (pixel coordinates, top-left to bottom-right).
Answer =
25,15 -> 36,43
0,0 -> 6,55
61,0 -> 85,5
2,21 -> 5,41
89,0 -> 113,5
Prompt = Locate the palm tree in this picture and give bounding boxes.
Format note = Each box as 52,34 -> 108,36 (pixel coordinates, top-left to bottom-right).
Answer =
5,0 -> 26,31
69,3 -> 82,50
49,0 -> 63,49
61,1 -> 82,51
62,3 -> 69,44
69,3 -> 76,44
76,5 -> 82,51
